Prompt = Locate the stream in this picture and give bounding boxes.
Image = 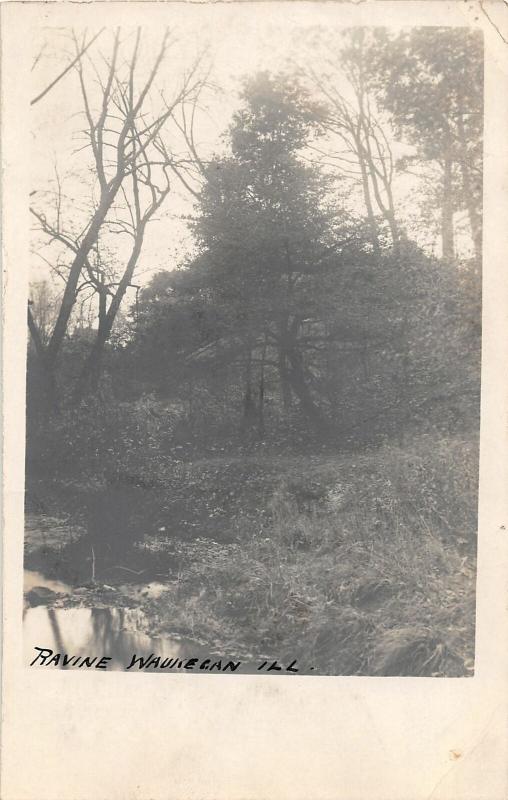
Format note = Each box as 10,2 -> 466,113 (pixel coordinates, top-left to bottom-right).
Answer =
23,570 -> 262,673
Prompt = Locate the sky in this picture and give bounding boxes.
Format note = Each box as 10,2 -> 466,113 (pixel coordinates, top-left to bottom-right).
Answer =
30,18 -> 347,285
30,14 -> 469,322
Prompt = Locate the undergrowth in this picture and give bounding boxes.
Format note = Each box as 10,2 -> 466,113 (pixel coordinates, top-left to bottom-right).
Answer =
143,434 -> 477,676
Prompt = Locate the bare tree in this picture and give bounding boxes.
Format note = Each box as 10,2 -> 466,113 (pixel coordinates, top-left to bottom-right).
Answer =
306,32 -> 399,251
31,28 -> 105,105
29,27 -> 208,403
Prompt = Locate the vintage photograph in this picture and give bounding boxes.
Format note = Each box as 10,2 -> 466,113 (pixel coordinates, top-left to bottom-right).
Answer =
24,20 -> 482,676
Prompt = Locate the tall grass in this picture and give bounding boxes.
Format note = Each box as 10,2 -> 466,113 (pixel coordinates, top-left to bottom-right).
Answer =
147,435 -> 477,676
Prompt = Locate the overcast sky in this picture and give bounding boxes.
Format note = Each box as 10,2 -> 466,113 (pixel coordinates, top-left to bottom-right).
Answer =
30,13 -> 462,314
31,17 -> 348,284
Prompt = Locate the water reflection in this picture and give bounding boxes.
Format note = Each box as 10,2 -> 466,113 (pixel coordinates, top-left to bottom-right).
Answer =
24,606 -> 210,671
23,568 -> 279,674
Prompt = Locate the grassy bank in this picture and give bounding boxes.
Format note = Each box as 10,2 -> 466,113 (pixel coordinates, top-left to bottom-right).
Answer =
134,434 -> 477,676
25,432 -> 477,676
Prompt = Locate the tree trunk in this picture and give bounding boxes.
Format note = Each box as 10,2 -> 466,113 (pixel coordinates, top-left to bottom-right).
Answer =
46,178 -> 123,370
277,348 -> 292,410
356,141 -> 380,253
441,153 -> 455,260
456,124 -> 482,263
75,225 -> 145,398
88,286 -> 109,392
286,348 -> 328,432
359,127 -> 399,250
258,337 -> 266,438
385,206 -> 399,251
